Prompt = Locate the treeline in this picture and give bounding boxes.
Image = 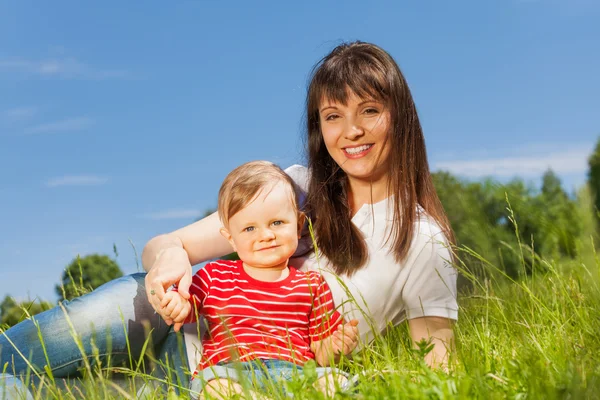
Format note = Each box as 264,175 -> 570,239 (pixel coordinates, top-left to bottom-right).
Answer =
1,254 -> 123,328
2,138 -> 599,329
435,170 -> 586,281
435,137 -> 600,283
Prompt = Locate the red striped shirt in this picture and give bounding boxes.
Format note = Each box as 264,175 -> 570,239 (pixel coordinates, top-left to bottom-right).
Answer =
186,259 -> 343,369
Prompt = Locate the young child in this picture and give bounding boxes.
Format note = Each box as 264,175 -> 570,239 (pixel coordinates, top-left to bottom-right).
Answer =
160,161 -> 359,398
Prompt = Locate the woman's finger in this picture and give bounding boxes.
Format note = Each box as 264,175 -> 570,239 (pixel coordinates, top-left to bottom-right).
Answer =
145,276 -> 167,312
176,270 -> 192,300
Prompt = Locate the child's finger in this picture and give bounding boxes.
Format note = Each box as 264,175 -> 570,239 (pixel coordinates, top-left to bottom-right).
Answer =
173,302 -> 191,323
173,322 -> 184,332
338,332 -> 356,351
169,302 -> 183,319
332,337 -> 344,354
339,324 -> 358,340
173,311 -> 187,323
162,299 -> 179,316
160,292 -> 175,308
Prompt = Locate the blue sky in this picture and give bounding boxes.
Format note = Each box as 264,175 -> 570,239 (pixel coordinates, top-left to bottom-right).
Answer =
1,1 -> 598,302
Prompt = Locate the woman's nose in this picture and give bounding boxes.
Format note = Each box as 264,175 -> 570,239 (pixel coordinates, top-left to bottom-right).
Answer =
344,120 -> 364,140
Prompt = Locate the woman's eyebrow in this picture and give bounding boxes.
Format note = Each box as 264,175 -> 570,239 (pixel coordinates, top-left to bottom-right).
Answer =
358,99 -> 380,105
319,105 -> 337,113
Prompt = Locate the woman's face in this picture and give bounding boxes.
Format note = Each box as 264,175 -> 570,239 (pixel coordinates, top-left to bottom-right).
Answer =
319,90 -> 391,185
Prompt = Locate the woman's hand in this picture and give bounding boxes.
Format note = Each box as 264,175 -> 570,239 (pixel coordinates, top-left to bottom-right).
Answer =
141,211 -> 234,325
145,246 -> 193,325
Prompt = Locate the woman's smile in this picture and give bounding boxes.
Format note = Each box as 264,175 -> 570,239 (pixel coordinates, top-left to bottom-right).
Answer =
343,143 -> 374,157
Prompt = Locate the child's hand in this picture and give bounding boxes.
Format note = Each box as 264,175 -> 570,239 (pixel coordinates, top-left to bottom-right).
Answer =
160,291 -> 191,332
332,319 -> 359,356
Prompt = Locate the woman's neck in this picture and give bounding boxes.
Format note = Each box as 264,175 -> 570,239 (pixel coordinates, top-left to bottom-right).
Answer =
347,176 -> 390,216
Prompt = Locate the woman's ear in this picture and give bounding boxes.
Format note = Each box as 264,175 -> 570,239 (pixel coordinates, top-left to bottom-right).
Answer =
297,212 -> 306,238
219,227 -> 237,251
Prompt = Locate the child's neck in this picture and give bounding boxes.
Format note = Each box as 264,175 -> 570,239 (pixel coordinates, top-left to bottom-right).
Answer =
242,262 -> 289,282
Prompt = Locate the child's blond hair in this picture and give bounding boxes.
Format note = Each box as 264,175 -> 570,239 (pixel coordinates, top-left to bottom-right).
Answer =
218,161 -> 301,226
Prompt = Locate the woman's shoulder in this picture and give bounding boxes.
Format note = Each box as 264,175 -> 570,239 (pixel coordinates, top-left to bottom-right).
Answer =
409,208 -> 450,253
284,164 -> 309,192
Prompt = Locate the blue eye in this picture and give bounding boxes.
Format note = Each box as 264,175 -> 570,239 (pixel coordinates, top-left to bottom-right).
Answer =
244,226 -> 255,232
272,220 -> 283,226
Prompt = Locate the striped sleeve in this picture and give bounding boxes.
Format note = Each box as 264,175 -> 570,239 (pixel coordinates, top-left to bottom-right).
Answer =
185,264 -> 212,323
308,273 -> 343,341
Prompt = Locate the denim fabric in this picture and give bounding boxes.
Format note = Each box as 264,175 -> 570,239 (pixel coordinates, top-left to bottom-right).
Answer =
0,273 -> 185,382
189,359 -> 349,398
0,374 -> 34,400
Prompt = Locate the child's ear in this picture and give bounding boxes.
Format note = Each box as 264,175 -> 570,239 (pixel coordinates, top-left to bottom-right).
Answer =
297,212 -> 306,238
219,227 -> 237,251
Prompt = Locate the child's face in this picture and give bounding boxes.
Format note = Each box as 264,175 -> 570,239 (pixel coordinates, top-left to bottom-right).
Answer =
220,181 -> 303,270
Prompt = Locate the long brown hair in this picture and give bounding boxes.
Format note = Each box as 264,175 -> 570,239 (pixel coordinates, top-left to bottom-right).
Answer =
305,41 -> 455,277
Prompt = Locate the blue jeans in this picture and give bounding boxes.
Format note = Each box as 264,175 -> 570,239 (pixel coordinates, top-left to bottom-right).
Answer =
190,359 -> 350,397
0,273 -> 190,393
0,373 -> 34,400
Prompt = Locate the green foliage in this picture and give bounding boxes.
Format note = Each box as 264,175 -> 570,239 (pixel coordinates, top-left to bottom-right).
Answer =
8,240 -> 600,398
588,136 -> 600,223
0,295 -> 53,328
434,168 -> 582,281
55,254 -> 124,301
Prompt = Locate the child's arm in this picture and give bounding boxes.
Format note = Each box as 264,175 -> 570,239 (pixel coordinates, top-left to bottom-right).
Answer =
311,319 -> 359,367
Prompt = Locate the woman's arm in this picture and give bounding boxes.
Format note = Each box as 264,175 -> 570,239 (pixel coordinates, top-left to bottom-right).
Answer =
408,316 -> 454,370
142,211 -> 232,270
142,211 -> 233,320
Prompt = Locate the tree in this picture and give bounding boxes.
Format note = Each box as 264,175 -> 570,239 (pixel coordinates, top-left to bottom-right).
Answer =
535,169 -> 580,258
588,136 -> 600,222
1,295 -> 52,328
433,170 -> 581,279
56,254 -> 124,301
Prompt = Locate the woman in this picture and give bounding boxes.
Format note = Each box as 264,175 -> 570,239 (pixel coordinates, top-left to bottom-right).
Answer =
0,41 -> 457,393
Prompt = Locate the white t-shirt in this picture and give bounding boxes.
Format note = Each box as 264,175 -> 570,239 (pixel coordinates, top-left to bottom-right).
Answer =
285,164 -> 458,345
183,164 -> 458,368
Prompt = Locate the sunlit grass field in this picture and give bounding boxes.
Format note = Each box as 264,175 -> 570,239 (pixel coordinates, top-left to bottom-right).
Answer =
3,209 -> 600,399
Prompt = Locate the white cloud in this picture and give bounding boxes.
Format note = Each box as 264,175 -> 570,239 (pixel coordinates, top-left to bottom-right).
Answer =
434,145 -> 591,178
0,57 -> 128,79
46,175 -> 109,188
139,209 -> 201,220
25,117 -> 93,135
3,106 -> 37,120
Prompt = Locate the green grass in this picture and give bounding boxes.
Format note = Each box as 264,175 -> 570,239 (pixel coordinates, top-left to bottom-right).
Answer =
3,245 -> 599,399
3,210 -> 600,398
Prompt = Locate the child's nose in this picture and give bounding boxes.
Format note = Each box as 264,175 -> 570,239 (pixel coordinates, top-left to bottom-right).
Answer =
260,228 -> 276,241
